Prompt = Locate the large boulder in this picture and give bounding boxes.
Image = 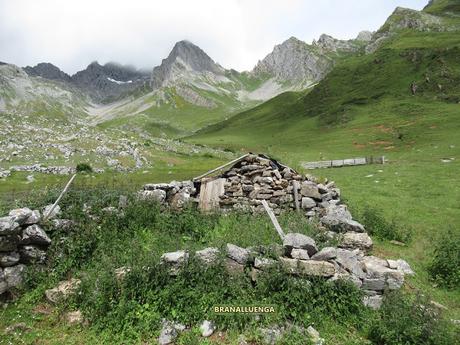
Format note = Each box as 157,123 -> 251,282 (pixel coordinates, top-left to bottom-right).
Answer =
283,233 -> 318,256
20,224 -> 51,246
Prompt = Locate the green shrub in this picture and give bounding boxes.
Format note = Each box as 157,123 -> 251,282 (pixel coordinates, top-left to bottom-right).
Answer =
367,291 -> 459,345
359,205 -> 412,243
428,229 -> 460,289
76,162 -> 93,173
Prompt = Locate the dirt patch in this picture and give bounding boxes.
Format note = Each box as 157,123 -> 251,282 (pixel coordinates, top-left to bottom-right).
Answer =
33,304 -> 54,316
353,142 -> 367,149
369,141 -> 394,146
374,124 -> 394,133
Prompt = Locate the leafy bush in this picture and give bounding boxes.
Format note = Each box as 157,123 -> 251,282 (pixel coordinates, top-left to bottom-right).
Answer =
428,229 -> 460,289
359,205 -> 412,243
367,291 -> 459,345
76,162 -> 93,173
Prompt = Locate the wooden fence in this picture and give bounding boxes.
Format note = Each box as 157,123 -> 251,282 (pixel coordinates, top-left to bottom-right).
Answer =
301,156 -> 385,170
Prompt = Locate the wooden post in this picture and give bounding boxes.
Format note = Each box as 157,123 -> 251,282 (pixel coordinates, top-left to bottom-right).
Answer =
261,200 -> 285,241
43,173 -> 77,221
292,180 -> 300,212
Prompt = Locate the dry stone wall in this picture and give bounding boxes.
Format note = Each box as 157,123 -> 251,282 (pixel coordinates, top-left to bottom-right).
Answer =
0,206 -> 60,296
138,154 -> 414,309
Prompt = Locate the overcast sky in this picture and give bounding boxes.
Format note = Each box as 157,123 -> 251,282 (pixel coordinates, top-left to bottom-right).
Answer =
0,0 -> 427,74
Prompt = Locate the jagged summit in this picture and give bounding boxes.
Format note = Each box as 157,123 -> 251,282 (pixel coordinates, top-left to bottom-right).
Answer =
150,40 -> 224,89
252,36 -> 332,84
24,62 -> 71,83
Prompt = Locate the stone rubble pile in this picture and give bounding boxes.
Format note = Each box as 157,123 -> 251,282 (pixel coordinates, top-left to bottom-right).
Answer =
0,205 -> 68,296
159,236 -> 413,311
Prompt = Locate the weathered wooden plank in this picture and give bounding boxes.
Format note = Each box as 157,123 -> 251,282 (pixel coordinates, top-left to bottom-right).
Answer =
292,180 -> 300,212
193,154 -> 250,181
301,156 -> 385,170
261,200 -> 285,241
199,178 -> 226,212
43,174 -> 77,221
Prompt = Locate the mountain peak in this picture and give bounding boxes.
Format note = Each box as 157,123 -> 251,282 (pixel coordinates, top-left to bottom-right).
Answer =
252,37 -> 332,84
151,40 -> 223,89
23,62 -> 71,82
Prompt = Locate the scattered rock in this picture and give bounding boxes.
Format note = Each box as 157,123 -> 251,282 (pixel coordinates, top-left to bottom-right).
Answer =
226,244 -> 250,264
42,204 -> 61,220
161,251 -> 189,265
195,247 -> 220,264
64,310 -> 83,325
307,325 -> 325,345
158,320 -> 186,345
199,320 -> 216,337
4,322 -> 31,334
45,278 -> 81,304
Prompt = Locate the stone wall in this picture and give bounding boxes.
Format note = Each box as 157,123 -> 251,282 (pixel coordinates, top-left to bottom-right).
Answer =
0,207 -> 56,296
139,154 -> 366,233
